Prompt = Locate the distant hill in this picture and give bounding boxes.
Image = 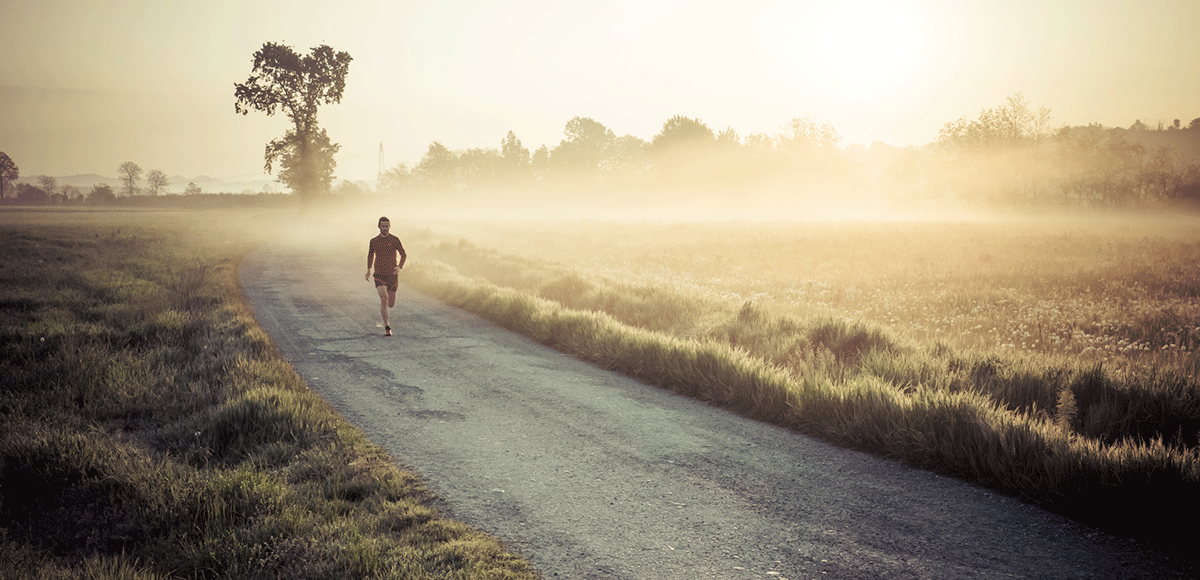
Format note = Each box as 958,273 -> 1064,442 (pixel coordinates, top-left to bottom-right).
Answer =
24,173 -> 280,195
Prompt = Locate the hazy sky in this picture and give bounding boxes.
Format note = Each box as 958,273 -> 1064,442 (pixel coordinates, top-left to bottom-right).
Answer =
1,0 -> 1196,182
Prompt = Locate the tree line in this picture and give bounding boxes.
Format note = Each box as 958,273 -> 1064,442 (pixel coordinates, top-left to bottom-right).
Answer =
377,115 -> 846,196
373,94 -> 1200,210
0,156 -> 207,206
899,94 -> 1200,208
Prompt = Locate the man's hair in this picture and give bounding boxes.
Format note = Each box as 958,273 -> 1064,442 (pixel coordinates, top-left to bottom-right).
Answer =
378,216 -> 390,224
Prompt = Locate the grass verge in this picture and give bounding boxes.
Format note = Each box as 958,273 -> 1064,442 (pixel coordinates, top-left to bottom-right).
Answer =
0,211 -> 536,580
403,232 -> 1199,557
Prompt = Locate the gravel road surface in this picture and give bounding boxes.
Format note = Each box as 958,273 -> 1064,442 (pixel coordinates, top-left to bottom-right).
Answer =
240,241 -> 1189,579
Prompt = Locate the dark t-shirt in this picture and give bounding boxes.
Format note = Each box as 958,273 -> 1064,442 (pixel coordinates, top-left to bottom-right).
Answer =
367,233 -> 406,272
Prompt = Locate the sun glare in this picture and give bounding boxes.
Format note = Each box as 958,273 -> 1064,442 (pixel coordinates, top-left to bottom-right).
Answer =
813,1 -> 923,96
759,1 -> 927,101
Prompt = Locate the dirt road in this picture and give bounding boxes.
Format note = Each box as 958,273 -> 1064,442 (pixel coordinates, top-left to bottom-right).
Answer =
240,241 -> 1186,579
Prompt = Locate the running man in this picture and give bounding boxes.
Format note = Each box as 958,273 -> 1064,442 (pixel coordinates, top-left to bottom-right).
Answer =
365,216 -> 407,336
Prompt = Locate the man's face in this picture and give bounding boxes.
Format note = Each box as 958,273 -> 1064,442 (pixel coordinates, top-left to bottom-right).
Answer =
378,220 -> 390,235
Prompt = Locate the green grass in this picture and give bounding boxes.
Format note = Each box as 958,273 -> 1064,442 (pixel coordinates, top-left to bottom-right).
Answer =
0,210 -> 536,580
397,217 -> 1200,556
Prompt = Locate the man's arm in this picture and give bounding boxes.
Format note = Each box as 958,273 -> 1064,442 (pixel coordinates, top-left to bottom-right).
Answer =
366,239 -> 376,280
398,241 -> 407,270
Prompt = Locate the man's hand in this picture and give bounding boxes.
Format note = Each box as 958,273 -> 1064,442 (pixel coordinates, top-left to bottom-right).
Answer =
365,270 -> 371,281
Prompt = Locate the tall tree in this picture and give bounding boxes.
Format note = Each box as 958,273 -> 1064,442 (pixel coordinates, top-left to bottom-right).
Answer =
36,175 -> 57,202
458,147 -> 503,188
146,169 -> 169,196
415,142 -> 458,189
778,116 -> 842,154
117,161 -> 142,196
88,184 -> 115,205
716,127 -> 740,149
531,145 -> 551,181
62,185 -> 81,204
500,130 -> 531,184
0,152 -> 18,200
651,115 -> 715,158
378,163 -> 413,196
607,134 -> 651,177
552,117 -> 615,176
235,42 -> 352,200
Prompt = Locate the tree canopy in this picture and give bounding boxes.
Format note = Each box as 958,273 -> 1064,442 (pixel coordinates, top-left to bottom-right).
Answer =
0,152 -> 19,199
235,42 -> 352,199
117,161 -> 142,197
651,115 -> 714,158
146,169 -> 169,196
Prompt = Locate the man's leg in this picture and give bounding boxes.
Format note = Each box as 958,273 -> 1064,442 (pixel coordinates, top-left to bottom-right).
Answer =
377,285 -> 390,331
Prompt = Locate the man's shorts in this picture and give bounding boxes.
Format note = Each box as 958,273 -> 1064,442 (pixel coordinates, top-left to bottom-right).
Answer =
373,272 -> 399,293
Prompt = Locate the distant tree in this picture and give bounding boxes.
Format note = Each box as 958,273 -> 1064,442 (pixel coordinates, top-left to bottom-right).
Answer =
16,183 -> 47,205
62,184 -> 81,204
117,161 -> 142,196
773,116 -> 844,179
333,180 -> 367,197
500,130 -> 531,183
651,115 -> 715,158
551,117 -> 615,176
88,183 -> 116,205
937,94 -> 1045,152
0,152 -> 17,199
607,134 -> 651,177
378,163 -> 412,195
1170,119 -> 1182,131
145,169 -> 169,196
742,132 -> 774,151
716,127 -> 740,148
649,115 -> 716,183
235,42 -> 352,200
415,141 -> 458,189
1129,119 -> 1150,132
1190,118 -> 1200,130
36,175 -> 57,202
458,147 -> 503,188
183,181 -> 202,196
1053,123 -> 1160,208
530,145 -> 551,181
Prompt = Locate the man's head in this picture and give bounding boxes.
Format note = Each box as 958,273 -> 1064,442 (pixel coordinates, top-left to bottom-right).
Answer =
378,216 -> 390,235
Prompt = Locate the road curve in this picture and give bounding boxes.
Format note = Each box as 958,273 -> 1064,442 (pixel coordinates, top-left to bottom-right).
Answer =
240,240 -> 1185,580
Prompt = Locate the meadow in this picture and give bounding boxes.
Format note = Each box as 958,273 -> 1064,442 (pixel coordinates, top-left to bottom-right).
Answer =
5,204 -> 1196,573
0,209 -> 535,579
396,211 -> 1200,554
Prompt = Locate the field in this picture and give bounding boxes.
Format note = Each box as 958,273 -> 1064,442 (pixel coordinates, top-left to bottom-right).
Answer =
395,211 -> 1200,554
430,216 -> 1200,364
4,205 -> 1198,572
0,209 -> 535,579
